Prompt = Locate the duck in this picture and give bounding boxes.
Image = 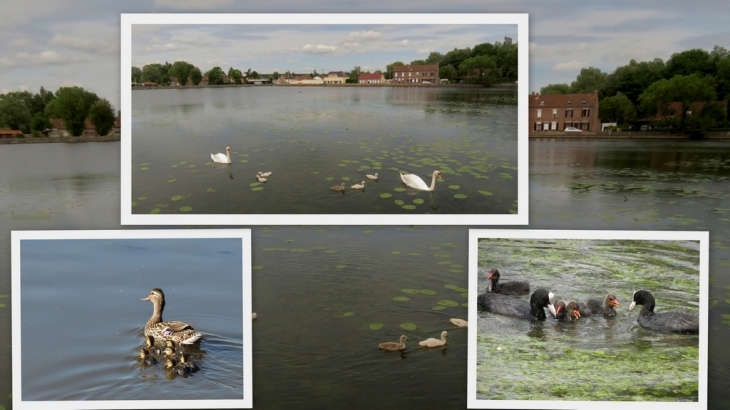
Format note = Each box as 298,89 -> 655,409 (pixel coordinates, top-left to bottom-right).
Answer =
629,290 -> 699,334
144,335 -> 163,355
163,340 -> 185,361
419,331 -> 448,348
142,288 -> 202,345
179,351 -> 200,373
449,318 -> 468,327
331,183 -> 346,191
400,170 -> 442,191
366,173 -> 378,180
351,181 -> 365,190
258,171 -> 272,177
256,174 -> 267,182
378,335 -> 408,351
164,358 -> 189,375
138,349 -> 158,366
211,146 -> 232,164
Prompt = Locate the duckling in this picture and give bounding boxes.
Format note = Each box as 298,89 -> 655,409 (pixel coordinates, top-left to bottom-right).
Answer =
164,345 -> 184,362
164,358 -> 189,375
138,349 -> 158,366
258,171 -> 272,177
256,174 -> 267,182
179,351 -> 200,373
145,335 -> 163,355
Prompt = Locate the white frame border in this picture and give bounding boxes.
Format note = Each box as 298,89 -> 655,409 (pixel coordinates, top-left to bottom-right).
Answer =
120,13 -> 529,226
467,229 -> 708,410
12,229 -> 253,410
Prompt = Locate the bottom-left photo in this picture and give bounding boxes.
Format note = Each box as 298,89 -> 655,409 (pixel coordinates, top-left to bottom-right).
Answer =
11,229 -> 253,410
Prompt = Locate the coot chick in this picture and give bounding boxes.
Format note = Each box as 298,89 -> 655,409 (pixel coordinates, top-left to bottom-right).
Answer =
628,290 -> 699,334
478,288 -> 556,320
579,294 -> 619,317
485,269 -> 530,295
551,301 -> 580,321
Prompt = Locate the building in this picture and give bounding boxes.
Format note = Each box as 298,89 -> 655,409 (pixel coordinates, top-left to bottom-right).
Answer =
0,130 -> 22,138
323,71 -> 346,85
48,119 -> 70,138
169,77 -> 181,86
48,117 -> 121,137
358,72 -> 385,84
392,64 -> 439,84
275,73 -> 296,84
528,91 -> 600,132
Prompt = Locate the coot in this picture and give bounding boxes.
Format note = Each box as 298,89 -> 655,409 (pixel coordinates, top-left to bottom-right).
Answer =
628,290 -> 699,334
579,294 -> 619,317
485,269 -> 530,295
478,288 -> 556,320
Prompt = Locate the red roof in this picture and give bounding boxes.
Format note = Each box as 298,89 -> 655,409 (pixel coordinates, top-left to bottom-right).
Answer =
529,91 -> 598,108
358,73 -> 384,80
0,129 -> 22,137
50,118 -> 66,130
393,64 -> 438,72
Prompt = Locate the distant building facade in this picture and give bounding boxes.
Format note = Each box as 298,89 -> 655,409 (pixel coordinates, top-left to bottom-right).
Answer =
358,72 -> 385,84
529,91 -> 600,132
324,71 -> 347,85
392,64 -> 439,84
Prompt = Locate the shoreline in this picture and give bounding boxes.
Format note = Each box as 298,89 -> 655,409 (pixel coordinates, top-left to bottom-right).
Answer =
131,82 -> 516,90
530,132 -> 730,140
0,136 -> 120,144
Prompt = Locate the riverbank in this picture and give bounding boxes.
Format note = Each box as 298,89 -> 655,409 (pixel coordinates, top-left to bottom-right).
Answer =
0,135 -> 120,144
132,82 -> 515,90
530,131 -> 730,139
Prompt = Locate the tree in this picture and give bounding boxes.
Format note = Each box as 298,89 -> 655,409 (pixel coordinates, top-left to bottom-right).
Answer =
459,55 -> 497,85
141,64 -> 162,84
385,61 -> 404,79
410,59 -> 426,66
0,97 -> 32,133
472,42 -> 496,58
439,65 -> 457,82
51,86 -> 100,136
251,71 -> 259,79
348,66 -> 361,81
227,67 -> 244,84
272,71 -> 280,80
190,67 -> 203,85
443,47 -> 472,69
603,59 -> 665,104
540,83 -> 570,94
132,66 -> 142,83
639,74 -> 716,129
205,66 -> 225,85
425,51 -> 444,65
599,93 -> 637,125
715,55 -> 730,102
664,49 -> 715,79
88,99 -> 116,136
169,61 -> 195,85
30,112 -> 51,132
569,67 -> 607,94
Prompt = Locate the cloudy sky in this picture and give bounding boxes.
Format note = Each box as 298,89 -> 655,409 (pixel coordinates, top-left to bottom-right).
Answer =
2,0 -> 729,112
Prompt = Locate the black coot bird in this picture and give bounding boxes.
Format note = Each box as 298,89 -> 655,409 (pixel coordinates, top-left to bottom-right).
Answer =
485,269 -> 530,295
552,301 -> 581,321
578,294 -> 619,317
478,288 -> 556,320
629,290 -> 699,334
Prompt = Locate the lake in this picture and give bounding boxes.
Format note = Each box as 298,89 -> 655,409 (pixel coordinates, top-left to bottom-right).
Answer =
131,87 -> 519,215
1,138 -> 730,409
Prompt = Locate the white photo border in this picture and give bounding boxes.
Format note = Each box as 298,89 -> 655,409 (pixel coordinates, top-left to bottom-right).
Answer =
467,229 -> 708,410
120,13 -> 529,226
11,229 -> 253,410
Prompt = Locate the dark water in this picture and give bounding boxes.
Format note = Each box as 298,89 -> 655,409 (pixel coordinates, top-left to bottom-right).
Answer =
476,238 -> 700,402
131,87 -> 519,215
1,139 -> 730,409
19,238 -> 243,401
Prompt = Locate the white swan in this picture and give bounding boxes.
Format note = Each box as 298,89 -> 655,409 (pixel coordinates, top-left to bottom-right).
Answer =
419,331 -> 448,348
211,146 -> 232,164
379,335 -> 408,351
331,183 -> 346,191
400,170 -> 442,191
366,173 -> 378,180
450,318 -> 468,328
351,181 -> 365,190
258,171 -> 272,177
256,174 -> 267,182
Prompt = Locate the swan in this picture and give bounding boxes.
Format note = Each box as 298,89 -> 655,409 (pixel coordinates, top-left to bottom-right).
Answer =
450,318 -> 468,328
258,171 -> 272,177
400,170 -> 442,191
331,183 -> 346,191
252,312 -> 257,320
419,330 -> 448,348
351,181 -> 365,190
366,173 -> 378,180
211,146 -> 232,163
379,335 -> 408,351
256,174 -> 267,182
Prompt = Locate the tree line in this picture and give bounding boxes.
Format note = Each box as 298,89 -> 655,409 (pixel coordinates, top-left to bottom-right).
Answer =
0,86 -> 116,137
540,46 -> 730,134
132,61 -> 269,86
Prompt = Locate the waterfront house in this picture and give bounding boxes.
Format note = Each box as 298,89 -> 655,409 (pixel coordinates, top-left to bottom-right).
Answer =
528,91 -> 600,132
48,119 -> 69,138
0,129 -> 22,138
170,77 -> 180,86
392,64 -> 439,84
358,72 -> 385,84
324,71 -> 347,85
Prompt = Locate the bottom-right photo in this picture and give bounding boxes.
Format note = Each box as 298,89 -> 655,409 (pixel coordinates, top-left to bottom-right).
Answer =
468,230 -> 708,410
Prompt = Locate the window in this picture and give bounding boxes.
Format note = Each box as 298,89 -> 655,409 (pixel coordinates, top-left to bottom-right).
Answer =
565,109 -> 573,118
539,101 -> 545,106
551,121 -> 557,130
552,109 -> 558,118
537,109 -> 542,118
534,122 -> 543,131
582,109 -> 590,117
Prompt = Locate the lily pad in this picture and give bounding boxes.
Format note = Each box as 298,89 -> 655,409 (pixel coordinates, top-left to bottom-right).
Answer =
449,185 -> 461,189
240,159 -> 248,163
206,188 -> 215,192
402,205 -> 416,210
380,193 -> 392,199
391,251 -> 401,255
343,312 -> 355,317
432,306 -> 447,311
420,289 -> 437,295
400,322 -> 417,331
250,182 -> 260,187
167,179 -> 177,183
252,265 -> 263,270
150,208 -> 161,214
413,198 -> 424,204
454,194 -> 467,199
369,323 -> 384,330
401,289 -> 420,294
140,167 -> 149,170
252,187 -> 264,191
179,206 -> 193,212
438,300 -> 459,307
336,264 -> 346,269
171,195 -> 184,201
479,190 -> 493,196
394,187 -> 407,192
395,200 -> 404,206
137,196 -> 146,201
326,176 -> 334,181
0,303 -> 5,308
393,296 -> 410,301
342,177 -> 351,181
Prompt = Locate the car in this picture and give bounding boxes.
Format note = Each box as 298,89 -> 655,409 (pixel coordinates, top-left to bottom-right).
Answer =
564,127 -> 582,132
422,81 -> 431,84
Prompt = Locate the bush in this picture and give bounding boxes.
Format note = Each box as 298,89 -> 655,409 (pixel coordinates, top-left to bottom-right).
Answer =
14,132 -> 25,138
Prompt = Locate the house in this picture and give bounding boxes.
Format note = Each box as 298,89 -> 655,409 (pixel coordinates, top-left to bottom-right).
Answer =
528,91 -> 600,132
48,118 -> 69,138
200,76 -> 209,86
47,117 -> 121,137
392,64 -> 439,84
142,82 -> 156,87
170,77 -> 180,86
324,71 -> 347,85
276,73 -> 296,84
656,101 -> 728,120
358,72 -> 385,84
246,78 -> 271,84
0,129 -> 22,138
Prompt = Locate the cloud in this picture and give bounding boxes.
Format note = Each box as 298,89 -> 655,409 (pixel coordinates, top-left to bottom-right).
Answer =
0,50 -> 84,68
170,35 -> 210,46
552,60 -> 586,72
301,44 -> 337,54
346,30 -> 382,41
401,39 -> 409,45
18,84 -> 28,91
153,0 -> 234,10
142,43 -> 185,52
50,35 -> 114,54
416,48 -> 430,54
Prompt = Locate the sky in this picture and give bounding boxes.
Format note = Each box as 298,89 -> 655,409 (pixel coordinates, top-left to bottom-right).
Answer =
1,0 -> 729,112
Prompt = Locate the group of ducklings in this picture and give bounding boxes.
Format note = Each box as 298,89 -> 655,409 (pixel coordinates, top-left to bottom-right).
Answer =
138,335 -> 200,376
331,173 -> 379,192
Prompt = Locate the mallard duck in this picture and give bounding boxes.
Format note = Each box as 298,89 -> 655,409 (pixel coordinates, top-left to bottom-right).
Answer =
378,335 -> 408,351
142,288 -> 202,345
164,358 -> 189,375
139,349 -> 158,366
179,351 -> 200,372
144,335 -> 163,355
419,331 -> 448,348
366,173 -> 378,180
331,183 -> 346,191
258,171 -> 272,177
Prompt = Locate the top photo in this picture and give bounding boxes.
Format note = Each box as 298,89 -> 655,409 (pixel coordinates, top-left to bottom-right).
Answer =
121,14 -> 528,225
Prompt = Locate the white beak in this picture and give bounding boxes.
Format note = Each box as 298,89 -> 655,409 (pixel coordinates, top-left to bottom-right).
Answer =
628,301 -> 636,311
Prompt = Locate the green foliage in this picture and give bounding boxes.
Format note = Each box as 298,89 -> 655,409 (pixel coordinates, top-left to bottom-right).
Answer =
30,112 -> 51,132
141,63 -> 162,84
425,51 -> 444,65
439,64 -> 457,82
569,67 -> 607,94
599,93 -> 637,125
348,66 -> 361,81
205,66 -> 225,85
639,74 -> 716,127
459,55 -> 497,85
88,99 -> 116,136
53,86 -> 100,136
227,67 -> 244,84
410,59 -> 426,66
169,61 -> 195,85
603,58 -> 665,104
189,67 -> 202,85
131,66 -> 142,83
540,83 -> 570,94
665,48 -> 716,79
0,96 -> 32,133
272,71 -> 280,80
442,47 -> 472,70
